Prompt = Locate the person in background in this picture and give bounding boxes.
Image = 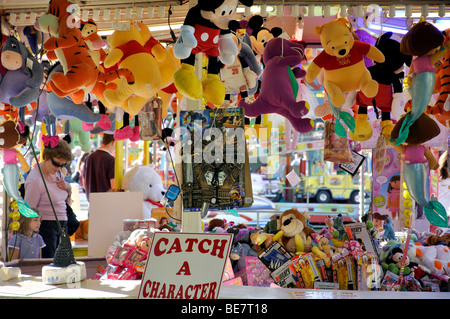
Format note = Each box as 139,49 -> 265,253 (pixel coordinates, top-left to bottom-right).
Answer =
82,134 -> 115,201
9,213 -> 46,260
24,137 -> 73,258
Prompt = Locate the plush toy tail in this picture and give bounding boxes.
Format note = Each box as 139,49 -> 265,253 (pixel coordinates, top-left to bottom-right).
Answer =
396,72 -> 436,145
2,164 -> 38,217
424,201 -> 449,228
403,162 -> 448,227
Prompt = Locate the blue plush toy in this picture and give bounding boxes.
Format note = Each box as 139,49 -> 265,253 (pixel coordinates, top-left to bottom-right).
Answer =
383,216 -> 396,241
0,36 -> 43,108
230,242 -> 258,273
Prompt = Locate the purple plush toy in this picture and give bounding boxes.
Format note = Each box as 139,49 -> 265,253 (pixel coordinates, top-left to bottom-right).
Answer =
238,37 -> 313,133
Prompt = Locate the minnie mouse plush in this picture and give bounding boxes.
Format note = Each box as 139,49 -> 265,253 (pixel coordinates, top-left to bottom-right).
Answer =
173,0 -> 253,106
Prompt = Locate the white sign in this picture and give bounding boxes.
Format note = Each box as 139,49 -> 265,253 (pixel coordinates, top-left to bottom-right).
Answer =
138,232 -> 233,299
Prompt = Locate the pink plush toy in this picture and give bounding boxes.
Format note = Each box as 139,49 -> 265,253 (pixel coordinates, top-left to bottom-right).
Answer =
238,38 -> 314,133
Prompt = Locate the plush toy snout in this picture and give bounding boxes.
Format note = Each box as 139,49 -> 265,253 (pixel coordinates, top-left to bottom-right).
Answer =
1,51 -> 22,70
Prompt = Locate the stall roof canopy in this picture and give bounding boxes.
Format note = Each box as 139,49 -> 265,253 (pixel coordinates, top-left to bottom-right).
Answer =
0,1 -> 448,42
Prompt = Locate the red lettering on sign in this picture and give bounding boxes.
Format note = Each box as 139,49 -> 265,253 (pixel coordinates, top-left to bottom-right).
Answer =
176,261 -> 192,276
154,238 -> 168,256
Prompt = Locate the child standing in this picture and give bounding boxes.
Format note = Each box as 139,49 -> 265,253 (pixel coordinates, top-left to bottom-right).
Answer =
9,213 -> 46,260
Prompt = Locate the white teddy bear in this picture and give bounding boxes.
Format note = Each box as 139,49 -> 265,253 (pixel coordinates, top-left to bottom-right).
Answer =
122,165 -> 166,219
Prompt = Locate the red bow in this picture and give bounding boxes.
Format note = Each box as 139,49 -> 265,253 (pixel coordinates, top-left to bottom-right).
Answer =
42,135 -> 59,148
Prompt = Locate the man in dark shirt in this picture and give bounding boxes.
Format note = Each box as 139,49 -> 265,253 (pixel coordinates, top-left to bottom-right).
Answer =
83,134 -> 115,201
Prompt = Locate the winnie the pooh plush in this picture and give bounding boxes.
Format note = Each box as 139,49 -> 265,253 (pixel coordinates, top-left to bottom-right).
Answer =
305,18 -> 385,109
103,23 -> 162,116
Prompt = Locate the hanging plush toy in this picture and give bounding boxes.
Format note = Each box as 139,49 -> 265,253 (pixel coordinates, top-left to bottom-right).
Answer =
173,0 -> 253,106
137,21 -> 180,119
428,28 -> 450,127
219,33 -> 258,107
79,19 -> 134,106
45,63 -> 110,128
394,21 -> 450,146
38,0 -> 135,105
247,14 -> 285,60
0,36 -> 43,108
350,32 -> 412,142
238,37 -> 313,133
102,23 -> 162,116
0,120 -> 38,217
391,113 -> 449,228
305,18 -> 385,137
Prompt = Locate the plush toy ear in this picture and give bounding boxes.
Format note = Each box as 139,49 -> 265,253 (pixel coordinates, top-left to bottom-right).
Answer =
315,25 -> 323,35
248,15 -> 264,32
197,0 -> 221,11
239,0 -> 253,7
338,17 -> 349,25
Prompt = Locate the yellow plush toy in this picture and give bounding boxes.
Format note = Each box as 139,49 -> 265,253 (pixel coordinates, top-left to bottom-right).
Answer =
136,22 -> 180,119
103,23 -> 162,116
305,18 -> 385,109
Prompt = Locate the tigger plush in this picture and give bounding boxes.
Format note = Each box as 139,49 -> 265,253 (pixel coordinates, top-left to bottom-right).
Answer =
428,28 -> 450,127
37,0 -> 134,105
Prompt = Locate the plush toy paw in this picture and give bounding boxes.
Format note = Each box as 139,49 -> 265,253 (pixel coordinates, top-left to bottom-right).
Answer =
349,114 -> 372,141
314,102 -> 331,118
202,74 -> 225,106
380,120 -> 395,140
173,25 -> 197,60
328,92 -> 346,108
129,126 -> 141,142
292,118 -> 314,134
114,125 -> 133,140
81,121 -> 94,132
289,101 -> 310,118
97,114 -> 112,130
173,64 -> 202,101
361,80 -> 379,99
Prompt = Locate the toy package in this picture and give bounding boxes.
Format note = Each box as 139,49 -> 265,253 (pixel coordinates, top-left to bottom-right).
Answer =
290,253 -> 322,289
323,118 -> 353,164
271,260 -> 301,288
355,251 -> 381,291
245,256 -> 274,287
223,257 -> 235,282
331,250 -> 356,290
258,241 -> 293,272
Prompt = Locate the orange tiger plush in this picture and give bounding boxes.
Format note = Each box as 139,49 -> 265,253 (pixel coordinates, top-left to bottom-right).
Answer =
38,0 -> 134,104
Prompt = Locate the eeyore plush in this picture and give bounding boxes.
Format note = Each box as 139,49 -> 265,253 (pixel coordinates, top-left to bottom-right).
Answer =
0,36 -> 43,107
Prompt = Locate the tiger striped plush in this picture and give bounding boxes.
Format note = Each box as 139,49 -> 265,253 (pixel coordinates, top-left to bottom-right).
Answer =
38,0 -> 134,104
428,28 -> 450,127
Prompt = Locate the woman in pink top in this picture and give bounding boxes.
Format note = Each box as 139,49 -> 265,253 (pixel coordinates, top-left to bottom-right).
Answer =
24,137 -> 73,258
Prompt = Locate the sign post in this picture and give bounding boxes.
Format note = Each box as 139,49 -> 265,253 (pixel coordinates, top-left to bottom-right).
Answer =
138,232 -> 233,299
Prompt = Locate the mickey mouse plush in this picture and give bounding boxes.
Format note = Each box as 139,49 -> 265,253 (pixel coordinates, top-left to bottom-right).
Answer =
173,0 -> 253,106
